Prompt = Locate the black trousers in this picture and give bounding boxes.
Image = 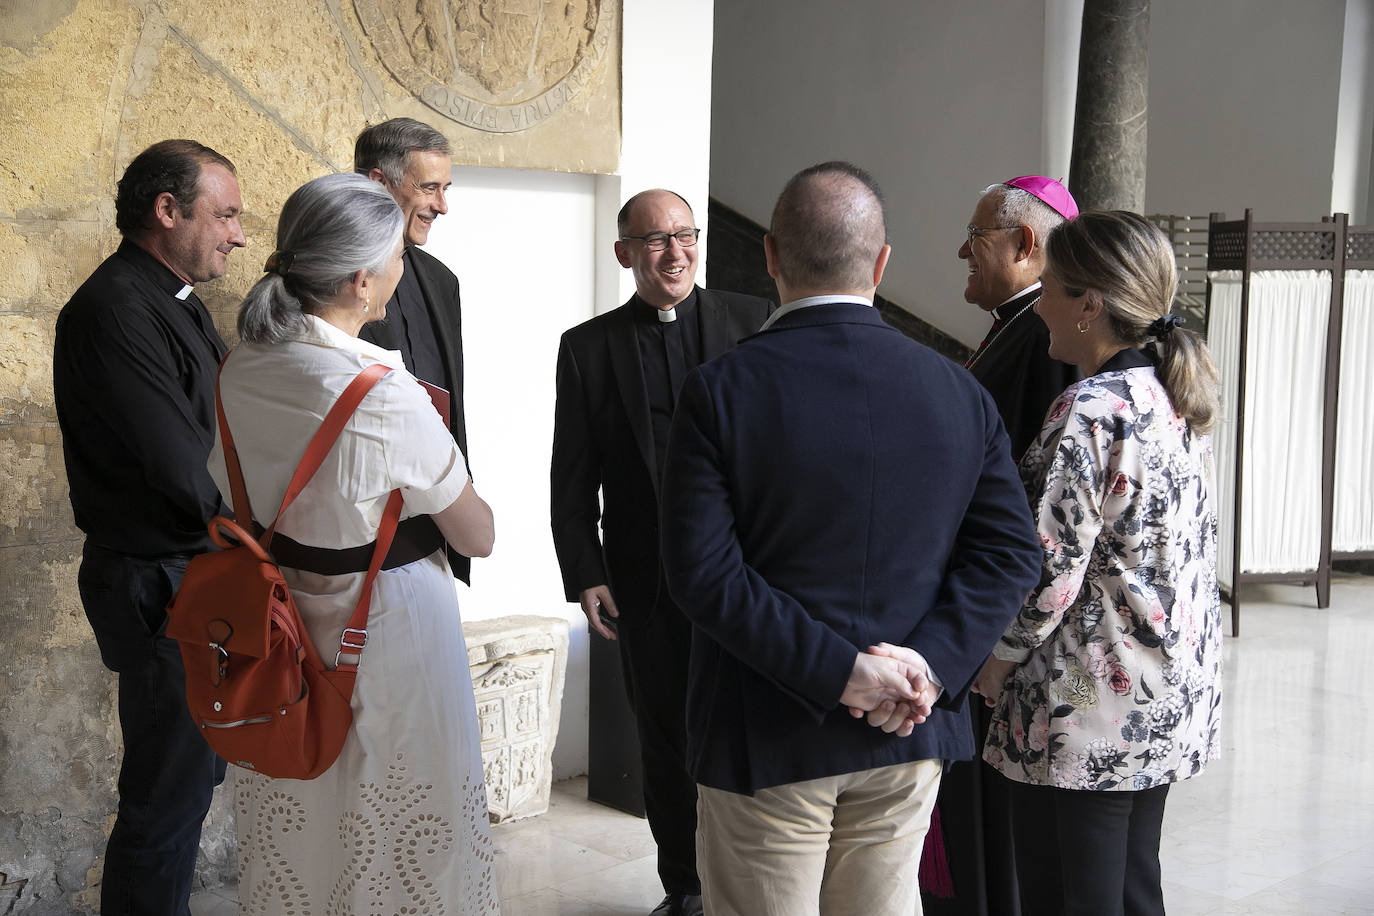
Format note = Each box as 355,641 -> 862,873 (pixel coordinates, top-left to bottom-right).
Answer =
1008,779 -> 1170,916
78,542 -> 227,916
617,601 -> 700,896
923,700 -> 1021,916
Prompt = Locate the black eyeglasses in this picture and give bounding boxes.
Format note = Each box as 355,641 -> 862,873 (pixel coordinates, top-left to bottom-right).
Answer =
966,225 -> 1021,245
620,228 -> 701,251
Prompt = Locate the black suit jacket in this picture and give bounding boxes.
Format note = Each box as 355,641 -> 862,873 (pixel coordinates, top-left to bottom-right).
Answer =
659,301 -> 1041,793
359,246 -> 471,583
966,287 -> 1079,461
550,287 -> 773,621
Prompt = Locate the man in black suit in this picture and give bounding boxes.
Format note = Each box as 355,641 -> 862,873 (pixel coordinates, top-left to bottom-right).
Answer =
356,117 -> 473,583
659,162 -> 1040,915
550,189 -> 772,916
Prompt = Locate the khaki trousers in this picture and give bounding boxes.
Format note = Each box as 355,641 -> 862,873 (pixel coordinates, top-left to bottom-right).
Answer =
696,758 -> 943,916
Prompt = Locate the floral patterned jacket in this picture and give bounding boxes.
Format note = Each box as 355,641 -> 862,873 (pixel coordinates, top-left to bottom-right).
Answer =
983,364 -> 1223,791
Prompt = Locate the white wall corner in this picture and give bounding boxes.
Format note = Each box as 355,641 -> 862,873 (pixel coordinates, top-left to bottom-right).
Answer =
1332,0 -> 1374,221
1043,0 -> 1084,182
611,0 -> 717,305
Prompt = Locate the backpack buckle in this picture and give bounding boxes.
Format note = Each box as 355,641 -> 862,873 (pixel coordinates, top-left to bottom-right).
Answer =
335,627 -> 368,668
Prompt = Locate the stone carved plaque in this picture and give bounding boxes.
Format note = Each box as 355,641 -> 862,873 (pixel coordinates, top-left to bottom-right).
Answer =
464,616 -> 568,823
355,0 -> 616,133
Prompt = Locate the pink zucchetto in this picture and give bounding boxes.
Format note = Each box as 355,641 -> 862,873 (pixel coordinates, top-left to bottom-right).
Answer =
1003,175 -> 1079,221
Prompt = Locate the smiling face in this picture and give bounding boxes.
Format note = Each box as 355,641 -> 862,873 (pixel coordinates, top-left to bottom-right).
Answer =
1034,268 -> 1092,366
614,191 -> 699,308
381,150 -> 452,247
162,164 -> 246,284
958,192 -> 1030,311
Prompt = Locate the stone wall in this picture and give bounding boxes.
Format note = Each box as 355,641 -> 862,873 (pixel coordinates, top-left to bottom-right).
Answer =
0,1 -> 618,909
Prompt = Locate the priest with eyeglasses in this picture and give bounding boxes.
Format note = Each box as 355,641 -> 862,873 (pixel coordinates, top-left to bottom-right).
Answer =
551,189 -> 773,916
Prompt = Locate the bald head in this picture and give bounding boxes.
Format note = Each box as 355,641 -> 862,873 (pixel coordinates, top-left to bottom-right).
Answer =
617,188 -> 693,237
767,162 -> 888,296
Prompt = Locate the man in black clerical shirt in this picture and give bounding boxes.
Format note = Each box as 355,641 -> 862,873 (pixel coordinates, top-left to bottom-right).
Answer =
354,118 -> 475,584
550,190 -> 772,916
53,139 -> 245,915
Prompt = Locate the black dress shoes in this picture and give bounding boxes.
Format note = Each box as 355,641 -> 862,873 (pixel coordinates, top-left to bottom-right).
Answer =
649,893 -> 704,916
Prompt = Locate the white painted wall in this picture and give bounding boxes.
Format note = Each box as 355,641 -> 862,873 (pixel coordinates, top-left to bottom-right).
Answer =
618,0 -> 718,297
1146,0 -> 1347,221
421,165 -> 595,780
418,1 -> 719,781
1043,0 -> 1084,182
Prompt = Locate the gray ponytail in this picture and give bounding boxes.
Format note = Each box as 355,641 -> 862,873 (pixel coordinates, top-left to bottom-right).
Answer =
238,173 -> 404,344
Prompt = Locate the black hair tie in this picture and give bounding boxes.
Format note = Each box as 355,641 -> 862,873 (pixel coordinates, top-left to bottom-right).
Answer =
1148,313 -> 1183,340
263,250 -> 294,277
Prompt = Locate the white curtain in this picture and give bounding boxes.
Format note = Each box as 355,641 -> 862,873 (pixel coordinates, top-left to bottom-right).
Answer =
1208,270 -> 1329,587
1335,271 -> 1374,553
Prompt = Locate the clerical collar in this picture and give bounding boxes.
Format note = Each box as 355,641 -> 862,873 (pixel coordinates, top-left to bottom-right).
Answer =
636,288 -> 697,323
990,282 -> 1042,322
118,239 -> 199,302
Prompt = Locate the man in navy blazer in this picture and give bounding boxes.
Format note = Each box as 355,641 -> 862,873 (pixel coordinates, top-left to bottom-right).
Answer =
660,162 -> 1041,915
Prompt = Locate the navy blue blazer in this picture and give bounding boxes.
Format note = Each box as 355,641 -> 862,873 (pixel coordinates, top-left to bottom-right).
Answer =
660,301 -> 1040,794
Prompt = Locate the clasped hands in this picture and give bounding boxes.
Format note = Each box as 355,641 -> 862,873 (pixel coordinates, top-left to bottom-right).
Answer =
840,644 -> 942,738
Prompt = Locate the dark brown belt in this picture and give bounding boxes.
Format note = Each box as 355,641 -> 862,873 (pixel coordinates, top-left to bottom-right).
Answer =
252,515 -> 445,576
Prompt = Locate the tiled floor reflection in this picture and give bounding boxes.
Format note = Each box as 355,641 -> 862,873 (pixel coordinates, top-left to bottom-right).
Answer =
192,573 -> 1374,915
1158,574 -> 1374,916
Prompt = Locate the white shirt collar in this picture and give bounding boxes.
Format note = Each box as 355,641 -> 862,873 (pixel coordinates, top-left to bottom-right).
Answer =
298,313 -> 402,364
991,281 -> 1042,320
759,294 -> 873,332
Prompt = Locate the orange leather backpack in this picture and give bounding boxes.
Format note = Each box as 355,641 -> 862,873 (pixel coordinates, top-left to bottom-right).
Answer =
166,362 -> 401,779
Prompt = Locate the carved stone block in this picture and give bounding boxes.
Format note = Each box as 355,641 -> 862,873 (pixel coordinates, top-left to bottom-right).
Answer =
464,615 -> 569,823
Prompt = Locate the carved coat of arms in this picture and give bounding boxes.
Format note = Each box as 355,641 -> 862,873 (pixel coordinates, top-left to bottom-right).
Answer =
355,0 -> 616,133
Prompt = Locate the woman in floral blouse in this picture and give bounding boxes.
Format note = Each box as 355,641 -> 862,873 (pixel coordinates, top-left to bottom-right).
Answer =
974,211 -> 1223,916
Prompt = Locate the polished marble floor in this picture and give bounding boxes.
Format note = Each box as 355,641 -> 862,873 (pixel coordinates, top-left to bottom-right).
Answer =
191,574 -> 1374,915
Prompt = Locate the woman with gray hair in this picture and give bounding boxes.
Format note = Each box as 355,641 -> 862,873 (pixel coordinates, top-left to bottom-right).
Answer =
208,172 -> 498,913
974,210 -> 1223,916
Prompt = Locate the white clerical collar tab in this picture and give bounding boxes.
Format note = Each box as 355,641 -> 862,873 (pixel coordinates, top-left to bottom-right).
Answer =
175,285 -> 194,301
657,306 -> 677,323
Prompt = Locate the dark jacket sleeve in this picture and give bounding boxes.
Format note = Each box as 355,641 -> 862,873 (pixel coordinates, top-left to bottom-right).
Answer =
550,333 -> 609,602
905,391 -> 1042,705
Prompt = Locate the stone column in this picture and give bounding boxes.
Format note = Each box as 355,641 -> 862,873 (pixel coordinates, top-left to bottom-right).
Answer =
1069,0 -> 1151,212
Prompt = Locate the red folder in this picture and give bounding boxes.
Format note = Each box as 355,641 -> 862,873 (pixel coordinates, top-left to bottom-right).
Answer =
417,379 -> 451,428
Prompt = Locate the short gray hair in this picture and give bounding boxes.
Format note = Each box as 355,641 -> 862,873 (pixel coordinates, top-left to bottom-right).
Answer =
769,161 -> 887,291
354,118 -> 451,185
237,173 -> 404,344
981,183 -> 1065,249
